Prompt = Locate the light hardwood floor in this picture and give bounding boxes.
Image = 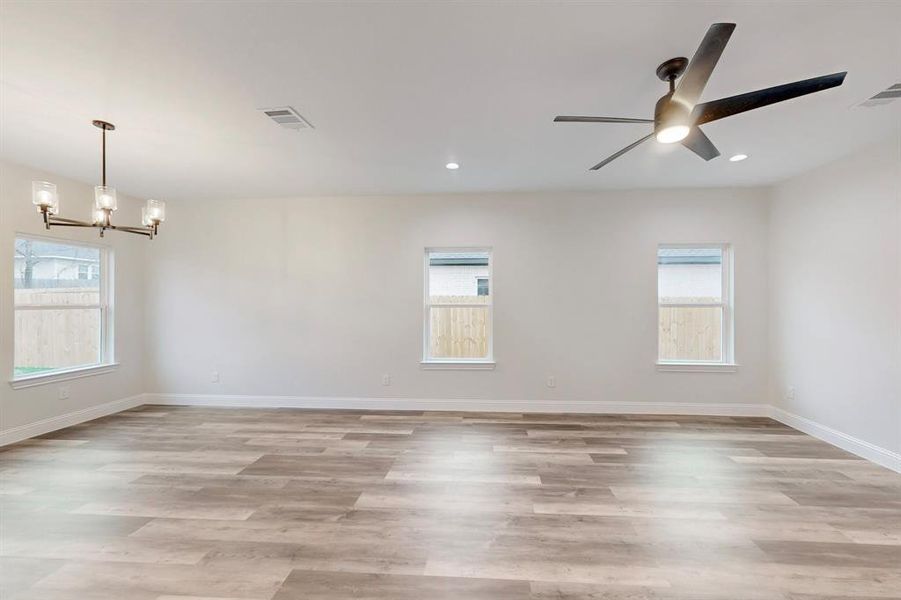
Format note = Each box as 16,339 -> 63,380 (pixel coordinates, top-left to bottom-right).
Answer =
1,406 -> 900,599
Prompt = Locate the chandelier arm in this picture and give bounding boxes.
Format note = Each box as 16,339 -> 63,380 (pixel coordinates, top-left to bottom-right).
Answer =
46,220 -> 96,228
44,214 -> 155,237
108,225 -> 153,237
48,215 -> 93,225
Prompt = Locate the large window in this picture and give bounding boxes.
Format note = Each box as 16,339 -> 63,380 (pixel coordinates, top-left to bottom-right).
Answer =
13,236 -> 112,379
657,244 -> 732,364
423,249 -> 493,365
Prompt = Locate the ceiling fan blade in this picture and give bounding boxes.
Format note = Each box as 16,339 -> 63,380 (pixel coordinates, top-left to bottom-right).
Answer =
589,133 -> 655,170
693,72 -> 847,125
681,127 -> 720,161
555,116 -> 654,124
672,23 -> 736,110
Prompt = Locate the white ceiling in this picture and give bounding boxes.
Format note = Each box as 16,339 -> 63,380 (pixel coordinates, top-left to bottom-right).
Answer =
1,1 -> 899,201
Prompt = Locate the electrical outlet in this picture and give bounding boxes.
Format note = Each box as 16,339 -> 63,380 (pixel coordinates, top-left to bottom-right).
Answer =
382,374 -> 391,386
546,376 -> 556,388
786,386 -> 795,401
58,386 -> 70,400
211,371 -> 220,383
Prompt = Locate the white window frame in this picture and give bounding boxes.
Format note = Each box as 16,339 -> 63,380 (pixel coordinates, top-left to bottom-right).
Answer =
656,242 -> 736,372
421,247 -> 495,370
10,233 -> 117,388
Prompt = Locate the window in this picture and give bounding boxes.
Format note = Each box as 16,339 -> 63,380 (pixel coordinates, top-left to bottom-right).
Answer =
13,236 -> 113,380
423,249 -> 493,365
657,244 -> 732,365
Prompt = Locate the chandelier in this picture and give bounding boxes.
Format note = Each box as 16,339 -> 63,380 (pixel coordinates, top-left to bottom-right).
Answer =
32,120 -> 166,239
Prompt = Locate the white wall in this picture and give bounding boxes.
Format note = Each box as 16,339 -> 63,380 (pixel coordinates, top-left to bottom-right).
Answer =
769,137 -> 901,455
145,188 -> 769,408
0,160 -> 147,435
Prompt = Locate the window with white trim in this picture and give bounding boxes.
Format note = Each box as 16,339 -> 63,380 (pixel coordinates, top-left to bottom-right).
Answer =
657,244 -> 732,364
423,249 -> 493,363
13,236 -> 113,379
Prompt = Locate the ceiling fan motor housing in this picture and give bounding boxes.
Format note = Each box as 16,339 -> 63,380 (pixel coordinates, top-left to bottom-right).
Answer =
654,92 -> 690,133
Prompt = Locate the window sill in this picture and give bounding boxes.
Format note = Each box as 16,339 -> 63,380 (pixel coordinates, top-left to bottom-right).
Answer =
420,360 -> 496,371
9,363 -> 120,389
656,362 -> 738,373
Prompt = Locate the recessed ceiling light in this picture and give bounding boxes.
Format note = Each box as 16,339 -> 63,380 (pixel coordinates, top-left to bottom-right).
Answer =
729,154 -> 748,162
445,162 -> 460,170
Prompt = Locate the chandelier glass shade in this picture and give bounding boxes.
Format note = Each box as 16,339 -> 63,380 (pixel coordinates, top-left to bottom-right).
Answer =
32,181 -> 59,214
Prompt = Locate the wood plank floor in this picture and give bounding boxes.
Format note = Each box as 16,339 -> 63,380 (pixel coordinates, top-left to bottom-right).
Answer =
2,406 -> 900,599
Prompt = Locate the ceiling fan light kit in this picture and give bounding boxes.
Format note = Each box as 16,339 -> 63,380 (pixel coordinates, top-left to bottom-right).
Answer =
31,120 -> 166,239
655,125 -> 690,144
555,23 -> 846,170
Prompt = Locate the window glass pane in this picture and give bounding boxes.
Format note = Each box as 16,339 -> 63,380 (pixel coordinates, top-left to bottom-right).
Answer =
429,305 -> 489,359
657,247 -> 722,304
15,239 -> 101,306
428,251 -> 490,305
659,306 -> 722,362
426,249 -> 492,360
14,308 -> 102,376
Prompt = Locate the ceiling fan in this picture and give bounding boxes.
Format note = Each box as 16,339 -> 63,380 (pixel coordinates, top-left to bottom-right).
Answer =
555,23 -> 846,170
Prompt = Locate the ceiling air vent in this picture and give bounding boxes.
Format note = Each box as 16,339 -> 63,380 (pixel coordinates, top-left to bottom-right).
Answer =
857,83 -> 901,108
259,106 -> 313,130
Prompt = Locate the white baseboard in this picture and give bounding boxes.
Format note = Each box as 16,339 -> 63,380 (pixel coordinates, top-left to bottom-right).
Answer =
143,393 -> 770,417
0,394 -> 145,447
769,406 -> 901,473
